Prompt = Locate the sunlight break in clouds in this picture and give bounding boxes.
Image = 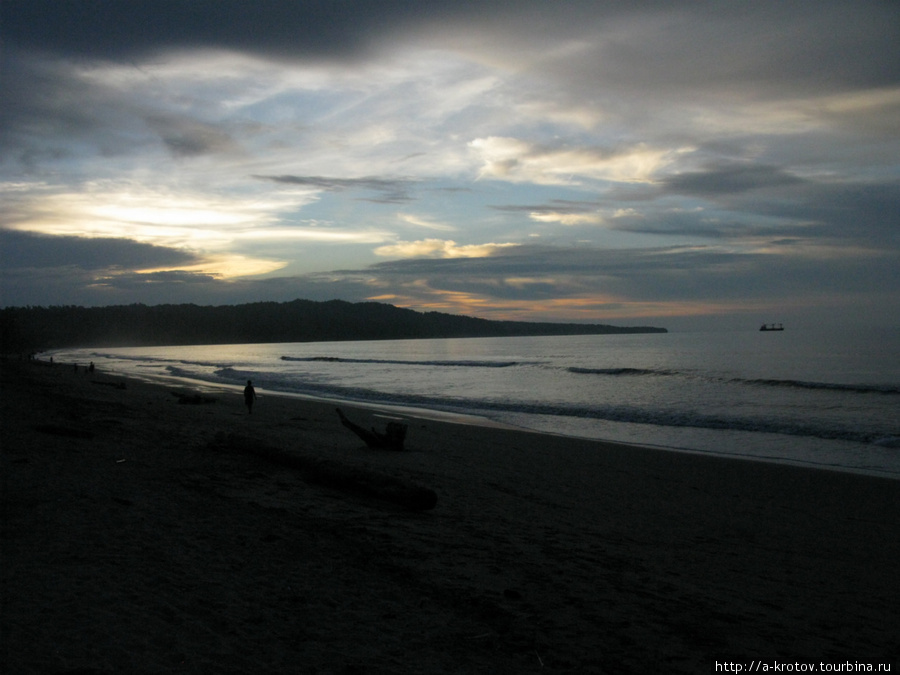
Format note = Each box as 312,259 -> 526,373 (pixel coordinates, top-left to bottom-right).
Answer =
3,183 -> 316,278
378,287 -> 751,324
3,0 -> 899,328
134,253 -> 286,279
529,211 -> 604,226
374,239 -> 518,259
469,137 -> 683,185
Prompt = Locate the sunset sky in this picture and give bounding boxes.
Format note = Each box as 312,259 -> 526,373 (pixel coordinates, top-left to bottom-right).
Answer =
2,1 -> 899,330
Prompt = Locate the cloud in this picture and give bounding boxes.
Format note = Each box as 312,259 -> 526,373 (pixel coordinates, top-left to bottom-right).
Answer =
606,210 -> 815,243
492,200 -> 604,226
397,213 -> 457,232
7,2 -> 898,96
0,53 -> 150,168
744,180 -> 900,247
527,212 -> 604,226
469,137 -> 678,184
373,239 -> 518,259
92,270 -> 222,290
662,163 -> 806,196
0,1 -> 614,62
4,239 -> 896,328
0,230 -> 210,306
2,1 -> 899,329
0,179 -> 324,264
357,243 -> 900,321
0,230 -> 200,271
255,174 -> 416,203
637,176 -> 900,249
145,115 -> 241,158
518,2 -> 900,102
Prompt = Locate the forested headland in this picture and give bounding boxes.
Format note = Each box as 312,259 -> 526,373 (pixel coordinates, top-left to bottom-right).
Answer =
1,299 -> 666,351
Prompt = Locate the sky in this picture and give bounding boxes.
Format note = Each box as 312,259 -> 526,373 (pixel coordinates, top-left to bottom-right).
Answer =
2,0 -> 899,331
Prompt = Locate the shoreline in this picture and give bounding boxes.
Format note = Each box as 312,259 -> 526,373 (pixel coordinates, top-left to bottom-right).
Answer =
52,354 -> 900,481
2,357 -> 898,672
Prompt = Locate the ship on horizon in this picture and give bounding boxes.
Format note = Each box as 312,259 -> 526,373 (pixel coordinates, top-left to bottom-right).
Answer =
759,323 -> 784,331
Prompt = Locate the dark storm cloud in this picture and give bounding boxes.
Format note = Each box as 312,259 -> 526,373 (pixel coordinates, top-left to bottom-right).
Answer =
529,2 -> 900,102
255,175 -> 415,203
2,0 -> 548,64
0,230 -> 200,271
5,1 -> 898,94
732,181 -> 900,243
607,213 -> 816,242
640,177 -> 900,246
662,164 -> 806,197
0,1 -> 620,61
0,231 -> 205,306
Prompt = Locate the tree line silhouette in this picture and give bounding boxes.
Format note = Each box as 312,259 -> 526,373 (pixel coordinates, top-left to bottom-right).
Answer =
1,299 -> 666,352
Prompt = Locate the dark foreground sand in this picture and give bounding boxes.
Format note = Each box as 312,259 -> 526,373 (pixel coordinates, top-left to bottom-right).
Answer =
2,358 -> 898,674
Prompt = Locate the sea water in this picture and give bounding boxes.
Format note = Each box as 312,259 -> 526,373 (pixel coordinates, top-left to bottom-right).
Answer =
51,328 -> 900,478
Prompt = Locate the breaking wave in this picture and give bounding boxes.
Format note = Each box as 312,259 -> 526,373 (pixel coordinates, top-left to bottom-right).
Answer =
568,366 -> 900,395
281,355 -> 525,368
192,365 -> 897,447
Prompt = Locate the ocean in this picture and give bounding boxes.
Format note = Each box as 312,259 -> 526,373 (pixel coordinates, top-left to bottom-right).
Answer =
51,328 -> 900,479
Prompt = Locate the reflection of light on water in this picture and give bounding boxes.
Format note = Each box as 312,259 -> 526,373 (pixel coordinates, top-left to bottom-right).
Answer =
497,412 -> 900,480
49,330 -> 900,481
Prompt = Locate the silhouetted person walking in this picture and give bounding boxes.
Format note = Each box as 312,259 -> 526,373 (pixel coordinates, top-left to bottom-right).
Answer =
244,380 -> 256,415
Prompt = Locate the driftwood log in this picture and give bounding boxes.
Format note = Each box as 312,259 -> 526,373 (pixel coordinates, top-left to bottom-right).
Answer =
335,408 -> 407,451
215,433 -> 437,511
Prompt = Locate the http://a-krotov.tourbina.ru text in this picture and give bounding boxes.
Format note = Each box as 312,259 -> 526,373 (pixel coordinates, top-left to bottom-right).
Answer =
713,661 -> 893,673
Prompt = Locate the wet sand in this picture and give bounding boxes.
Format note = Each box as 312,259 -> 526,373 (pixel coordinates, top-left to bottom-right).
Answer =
2,358 -> 898,673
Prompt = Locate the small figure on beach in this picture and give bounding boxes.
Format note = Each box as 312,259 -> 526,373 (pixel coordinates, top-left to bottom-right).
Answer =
336,408 -> 408,451
243,380 -> 257,415
88,361 -> 95,374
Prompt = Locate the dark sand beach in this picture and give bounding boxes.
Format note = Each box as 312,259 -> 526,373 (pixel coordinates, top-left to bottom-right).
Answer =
2,358 -> 898,673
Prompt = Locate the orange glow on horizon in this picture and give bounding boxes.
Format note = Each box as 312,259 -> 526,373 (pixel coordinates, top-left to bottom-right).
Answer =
368,288 -> 784,324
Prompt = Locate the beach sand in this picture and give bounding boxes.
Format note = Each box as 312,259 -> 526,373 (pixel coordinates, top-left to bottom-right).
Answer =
2,358 -> 898,674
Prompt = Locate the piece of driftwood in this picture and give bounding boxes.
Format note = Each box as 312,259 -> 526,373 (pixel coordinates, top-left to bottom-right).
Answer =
335,408 -> 407,451
216,433 -> 437,511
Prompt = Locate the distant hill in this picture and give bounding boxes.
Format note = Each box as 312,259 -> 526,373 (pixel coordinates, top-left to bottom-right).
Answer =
1,299 -> 666,351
